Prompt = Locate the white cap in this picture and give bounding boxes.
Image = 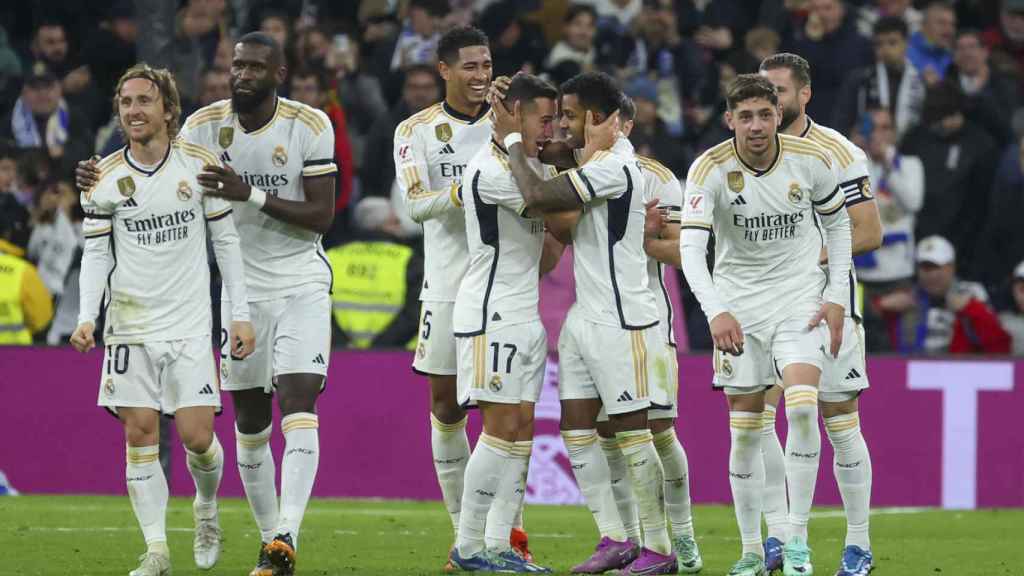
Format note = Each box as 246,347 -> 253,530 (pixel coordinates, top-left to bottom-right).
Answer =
1014,260 -> 1024,281
916,235 -> 956,266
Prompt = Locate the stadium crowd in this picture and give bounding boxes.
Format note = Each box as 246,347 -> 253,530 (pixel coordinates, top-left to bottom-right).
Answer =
2,0 -> 1024,355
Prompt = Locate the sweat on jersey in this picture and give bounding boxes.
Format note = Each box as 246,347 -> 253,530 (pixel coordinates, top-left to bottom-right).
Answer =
179,97 -> 337,301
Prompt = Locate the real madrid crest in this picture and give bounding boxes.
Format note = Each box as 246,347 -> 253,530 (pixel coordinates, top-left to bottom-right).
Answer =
220,361 -> 229,382
177,180 -> 193,201
218,126 -> 234,148
721,358 -> 734,378
860,179 -> 873,199
417,342 -> 427,359
788,182 -> 803,204
117,176 -> 136,198
272,145 -> 288,167
727,171 -> 744,193
489,374 -> 503,392
435,123 -> 453,143
104,377 -> 115,396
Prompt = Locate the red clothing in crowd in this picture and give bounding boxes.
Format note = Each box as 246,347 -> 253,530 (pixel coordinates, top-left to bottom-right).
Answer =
323,100 -> 355,212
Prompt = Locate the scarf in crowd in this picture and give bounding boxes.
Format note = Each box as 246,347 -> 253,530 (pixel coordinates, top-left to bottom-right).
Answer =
11,95 -> 69,151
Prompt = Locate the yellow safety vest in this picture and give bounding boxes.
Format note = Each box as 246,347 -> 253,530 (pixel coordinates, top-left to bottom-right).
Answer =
327,241 -> 414,349
0,253 -> 31,345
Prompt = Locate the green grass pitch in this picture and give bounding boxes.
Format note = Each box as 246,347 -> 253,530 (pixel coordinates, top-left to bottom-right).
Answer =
1,495 -> 1019,575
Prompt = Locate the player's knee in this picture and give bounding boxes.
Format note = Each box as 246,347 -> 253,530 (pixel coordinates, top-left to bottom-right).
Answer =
609,408 -> 648,432
123,424 -> 158,447
430,398 -> 464,424
648,417 -> 674,435
595,420 -> 615,439
278,393 -> 317,417
179,426 -> 214,453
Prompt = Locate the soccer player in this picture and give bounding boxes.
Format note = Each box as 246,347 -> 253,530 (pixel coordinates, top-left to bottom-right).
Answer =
759,53 -> 882,576
448,73 -> 558,573
680,74 -> 852,576
70,64 -> 255,576
79,33 -> 338,576
498,71 -> 678,575
594,95 -> 703,572
394,26 -> 539,562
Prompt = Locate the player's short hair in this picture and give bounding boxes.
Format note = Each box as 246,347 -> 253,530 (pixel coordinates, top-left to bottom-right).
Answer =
759,52 -> 812,88
564,3 -> 598,24
874,15 -> 909,38
237,31 -> 284,65
619,94 -> 637,122
113,63 -> 182,138
726,74 -> 779,110
560,71 -> 622,118
437,26 -> 489,65
503,74 -> 558,111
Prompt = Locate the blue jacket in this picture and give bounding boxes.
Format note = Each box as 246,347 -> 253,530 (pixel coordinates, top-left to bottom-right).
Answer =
906,31 -> 952,80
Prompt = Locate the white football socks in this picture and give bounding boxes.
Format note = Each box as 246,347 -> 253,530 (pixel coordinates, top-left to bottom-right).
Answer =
278,412 -> 319,546
126,444 -> 170,557
431,413 -> 470,538
618,429 -> 671,555
563,429 -> 627,542
653,427 -> 695,539
236,424 -> 279,543
457,433 -> 512,557
600,435 -> 641,543
784,385 -> 821,542
485,440 -> 531,551
729,411 -> 765,558
185,434 -> 223,508
761,405 -> 789,542
824,412 -> 872,550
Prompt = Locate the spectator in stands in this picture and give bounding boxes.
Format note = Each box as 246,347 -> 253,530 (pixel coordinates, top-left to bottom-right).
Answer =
326,197 -> 422,349
362,64 -> 440,199
0,143 -> 20,201
0,198 -> 53,345
27,180 -> 80,304
389,0 -> 446,71
0,63 -> 94,180
949,29 -> 1019,146
0,25 -> 23,113
197,67 -> 231,107
26,19 -> 92,102
906,1 -> 956,84
835,16 -> 925,140
998,260 -> 1024,355
900,81 -> 996,269
623,75 -> 690,177
289,69 -> 355,220
479,1 -> 547,77
577,0 -> 642,30
982,0 -> 1024,95
977,125 -> 1024,290
853,107 -> 925,351
327,30 -> 388,160
544,4 -> 599,83
785,0 -> 873,122
83,1 -> 138,128
856,0 -> 924,38
904,236 -> 1010,354
259,10 -> 293,68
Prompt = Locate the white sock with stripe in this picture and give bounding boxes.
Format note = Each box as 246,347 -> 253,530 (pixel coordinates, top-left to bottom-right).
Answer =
824,413 -> 872,550
485,440 -> 531,551
729,411 -> 765,558
186,434 -> 223,509
278,412 -> 319,546
126,444 -> 170,557
563,429 -> 627,542
653,427 -> 695,539
431,413 -> 470,538
618,429 -> 671,555
600,436 -> 641,543
784,385 -> 821,542
236,424 -> 279,543
761,405 -> 789,542
457,433 -> 513,557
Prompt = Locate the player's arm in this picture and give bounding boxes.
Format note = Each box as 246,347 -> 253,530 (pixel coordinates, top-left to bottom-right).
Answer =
644,178 -> 684,268
72,192 -> 115,352
839,157 -> 882,254
811,159 -> 853,357
394,126 -> 460,223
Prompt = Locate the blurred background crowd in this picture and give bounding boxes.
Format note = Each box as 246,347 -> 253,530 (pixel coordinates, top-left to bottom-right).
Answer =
3,0 -> 1024,356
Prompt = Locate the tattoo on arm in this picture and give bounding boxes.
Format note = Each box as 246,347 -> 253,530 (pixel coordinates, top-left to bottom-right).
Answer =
508,143 -> 582,213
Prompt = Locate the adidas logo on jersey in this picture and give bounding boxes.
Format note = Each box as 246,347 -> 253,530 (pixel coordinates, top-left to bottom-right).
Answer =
731,195 -> 747,206
617,390 -> 634,402
439,143 -> 456,155
845,368 -> 862,380
491,312 -> 502,321
198,383 -> 214,395
123,197 -> 138,208
220,151 -> 232,163
313,353 -> 325,366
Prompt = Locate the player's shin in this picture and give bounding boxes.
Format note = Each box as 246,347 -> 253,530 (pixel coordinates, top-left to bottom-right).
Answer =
729,411 -> 765,558
824,412 -> 871,550
278,412 -> 319,546
185,434 -> 223,507
562,429 -> 628,542
783,385 -> 821,542
431,412 -> 471,537
653,427 -> 694,539
236,424 -> 279,543
617,429 -> 671,555
600,435 -> 641,543
127,444 -> 170,557
457,433 -> 514,557
485,440 -> 531,551
761,405 -> 789,542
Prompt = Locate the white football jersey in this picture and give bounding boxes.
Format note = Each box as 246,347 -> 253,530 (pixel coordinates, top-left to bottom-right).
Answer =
179,97 -> 337,301
565,137 -> 659,329
638,155 -> 682,346
454,141 -> 556,335
681,134 -> 843,333
394,102 -> 493,302
801,118 -> 873,320
81,141 -> 233,344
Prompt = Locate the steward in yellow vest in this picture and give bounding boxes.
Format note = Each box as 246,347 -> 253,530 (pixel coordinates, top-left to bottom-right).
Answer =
0,237 -> 53,345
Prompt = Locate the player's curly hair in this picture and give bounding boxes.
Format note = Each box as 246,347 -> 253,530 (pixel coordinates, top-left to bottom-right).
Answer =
559,71 -> 622,118
112,63 -> 182,139
726,74 -> 778,110
437,25 -> 489,64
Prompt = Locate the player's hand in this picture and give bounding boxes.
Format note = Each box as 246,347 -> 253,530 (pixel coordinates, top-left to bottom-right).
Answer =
579,110 -> 619,165
643,199 -> 665,240
487,74 -> 514,104
199,164 -> 251,202
230,320 -> 256,359
490,96 -> 522,146
809,302 -> 845,358
70,322 -> 96,353
76,155 -> 101,192
709,312 -> 744,355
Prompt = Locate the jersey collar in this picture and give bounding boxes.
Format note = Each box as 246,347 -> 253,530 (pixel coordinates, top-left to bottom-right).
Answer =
123,142 -> 172,177
799,116 -> 814,138
732,133 -> 782,178
236,97 -> 280,134
491,137 -> 509,157
443,100 -> 491,124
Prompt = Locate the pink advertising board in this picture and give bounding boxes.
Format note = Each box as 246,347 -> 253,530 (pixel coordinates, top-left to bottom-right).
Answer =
0,348 -> 1020,509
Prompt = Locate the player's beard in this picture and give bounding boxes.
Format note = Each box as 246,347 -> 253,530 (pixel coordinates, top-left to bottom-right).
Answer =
779,103 -> 800,132
231,85 -> 273,114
